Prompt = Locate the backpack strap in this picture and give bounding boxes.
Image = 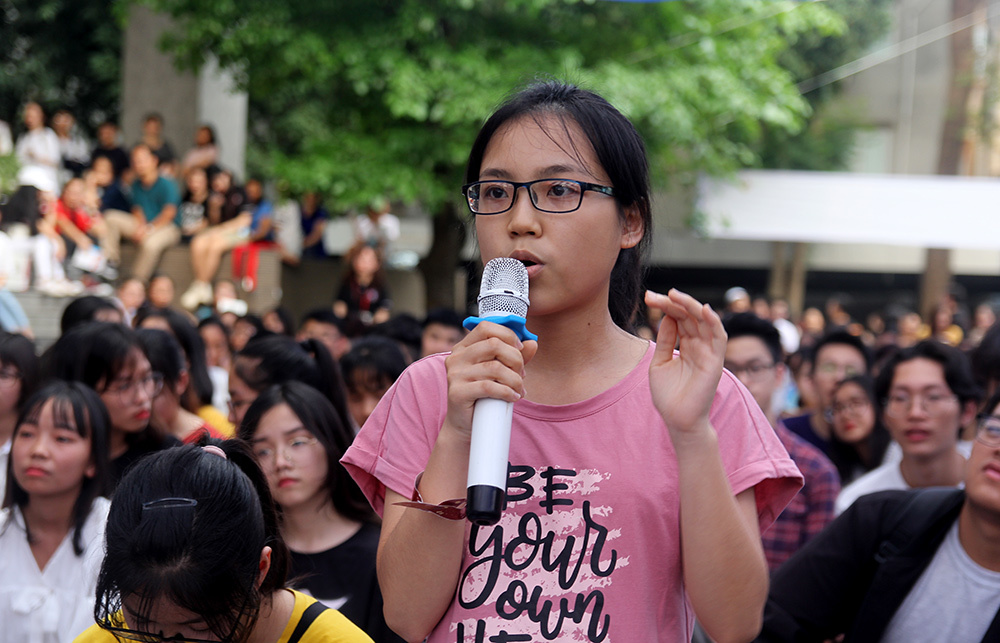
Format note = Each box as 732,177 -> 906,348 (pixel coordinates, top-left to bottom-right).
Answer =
287,600 -> 330,643
874,487 -> 961,564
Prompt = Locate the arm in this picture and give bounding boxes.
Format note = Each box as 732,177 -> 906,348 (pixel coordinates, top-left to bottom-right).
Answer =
150,203 -> 177,230
645,289 -> 768,643
54,214 -> 92,250
302,218 -> 326,249
376,323 -> 536,642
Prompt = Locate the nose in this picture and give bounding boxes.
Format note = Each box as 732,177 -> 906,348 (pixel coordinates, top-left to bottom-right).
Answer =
506,186 -> 542,237
274,446 -> 293,469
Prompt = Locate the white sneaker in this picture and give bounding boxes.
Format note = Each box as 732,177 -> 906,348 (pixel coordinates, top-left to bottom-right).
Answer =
181,281 -> 211,310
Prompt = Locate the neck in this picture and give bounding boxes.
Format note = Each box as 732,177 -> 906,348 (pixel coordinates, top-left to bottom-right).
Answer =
809,411 -> 831,441
168,407 -> 206,442
854,440 -> 872,466
140,170 -> 157,186
21,492 -> 78,539
280,496 -> 361,553
959,503 -> 1000,571
109,428 -> 129,459
523,301 -> 646,405
248,589 -> 295,643
899,449 -> 965,488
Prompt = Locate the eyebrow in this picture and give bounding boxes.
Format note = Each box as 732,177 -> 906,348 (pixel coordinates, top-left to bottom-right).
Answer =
479,164 -> 594,181
251,425 -> 309,443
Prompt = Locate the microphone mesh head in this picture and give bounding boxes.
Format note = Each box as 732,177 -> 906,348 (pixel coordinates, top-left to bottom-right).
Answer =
478,257 -> 530,317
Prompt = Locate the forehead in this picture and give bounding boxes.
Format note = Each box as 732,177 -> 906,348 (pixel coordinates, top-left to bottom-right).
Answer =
890,357 -> 948,389
815,343 -> 865,366
255,403 -> 304,438
725,336 -> 771,362
834,381 -> 866,399
481,114 -> 605,182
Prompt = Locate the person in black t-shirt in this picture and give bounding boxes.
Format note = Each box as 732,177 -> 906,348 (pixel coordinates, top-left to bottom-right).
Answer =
239,381 -> 403,643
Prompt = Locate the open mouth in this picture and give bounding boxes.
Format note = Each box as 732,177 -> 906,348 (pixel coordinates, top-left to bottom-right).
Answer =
519,259 -> 536,268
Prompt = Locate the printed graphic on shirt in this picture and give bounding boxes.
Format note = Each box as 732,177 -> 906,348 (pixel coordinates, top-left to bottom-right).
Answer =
452,464 -> 624,642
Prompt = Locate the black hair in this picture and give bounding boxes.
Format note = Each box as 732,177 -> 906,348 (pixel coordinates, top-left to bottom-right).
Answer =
827,375 -> 891,483
134,308 -> 214,408
812,329 -> 873,374
982,386 -> 1000,418
423,307 -> 464,331
0,332 -> 40,408
465,80 -> 652,330
875,340 -> 982,413
136,329 -> 185,396
60,296 -> 121,335
142,112 -> 163,125
42,322 -> 143,394
234,336 -> 351,433
300,308 -> 344,330
238,382 -> 376,524
1,185 -> 42,234
971,322 -> 1000,397
94,440 -> 289,641
369,313 -> 422,363
2,381 -> 112,555
340,335 -> 407,398
722,313 -> 784,365
198,124 -> 216,145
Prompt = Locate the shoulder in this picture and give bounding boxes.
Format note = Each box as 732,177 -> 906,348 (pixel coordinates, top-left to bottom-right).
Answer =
776,424 -> 838,479
288,591 -> 375,642
836,463 -> 906,514
73,624 -> 118,643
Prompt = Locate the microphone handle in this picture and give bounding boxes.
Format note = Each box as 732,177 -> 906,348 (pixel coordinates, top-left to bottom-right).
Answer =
466,397 -> 513,526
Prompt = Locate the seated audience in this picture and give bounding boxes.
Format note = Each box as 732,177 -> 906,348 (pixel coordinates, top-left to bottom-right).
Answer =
299,191 -> 330,261
179,124 -> 219,176
0,382 -> 112,643
724,313 -> 840,570
178,166 -> 211,240
339,335 -> 407,430
89,121 -> 129,180
420,307 -> 466,358
102,144 -> 182,282
334,242 -> 391,329
827,375 -> 892,486
758,386 -> 1000,642
180,177 -> 273,310
297,308 -> 351,360
15,101 -> 60,194
783,330 -> 872,455
240,382 -> 403,642
76,441 -> 373,642
836,340 -> 980,514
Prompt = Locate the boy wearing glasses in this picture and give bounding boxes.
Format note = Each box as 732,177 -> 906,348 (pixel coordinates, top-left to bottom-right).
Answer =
784,330 -> 872,455
835,341 -> 980,514
723,313 -> 840,570
757,384 -> 1000,643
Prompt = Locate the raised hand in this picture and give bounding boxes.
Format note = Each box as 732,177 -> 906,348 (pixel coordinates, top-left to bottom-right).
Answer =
645,289 -> 727,435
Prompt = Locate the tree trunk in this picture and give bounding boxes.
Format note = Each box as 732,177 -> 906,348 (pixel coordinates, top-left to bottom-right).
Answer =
418,201 -> 468,311
920,0 -> 984,320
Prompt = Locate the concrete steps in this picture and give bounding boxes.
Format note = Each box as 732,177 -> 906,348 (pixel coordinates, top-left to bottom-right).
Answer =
9,289 -> 71,352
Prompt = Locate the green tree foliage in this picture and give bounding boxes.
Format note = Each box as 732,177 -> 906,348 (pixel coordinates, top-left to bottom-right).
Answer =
757,0 -> 893,170
0,0 -> 123,133
140,0 -> 845,210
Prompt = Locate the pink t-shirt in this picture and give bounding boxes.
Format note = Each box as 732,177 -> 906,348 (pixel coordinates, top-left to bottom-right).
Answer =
342,342 -> 802,643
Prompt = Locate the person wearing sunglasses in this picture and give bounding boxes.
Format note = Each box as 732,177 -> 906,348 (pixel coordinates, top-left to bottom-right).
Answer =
757,385 -> 1000,642
835,340 -> 981,515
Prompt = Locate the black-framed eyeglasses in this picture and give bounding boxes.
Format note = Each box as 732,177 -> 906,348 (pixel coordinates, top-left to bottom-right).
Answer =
461,178 -> 615,215
976,414 -> 1000,447
102,624 -> 228,643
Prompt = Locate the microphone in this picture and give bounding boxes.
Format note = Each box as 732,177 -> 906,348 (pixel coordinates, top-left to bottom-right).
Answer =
462,257 -> 538,526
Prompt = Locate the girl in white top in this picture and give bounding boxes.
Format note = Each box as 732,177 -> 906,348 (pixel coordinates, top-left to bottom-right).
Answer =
0,381 -> 113,643
15,102 -> 61,194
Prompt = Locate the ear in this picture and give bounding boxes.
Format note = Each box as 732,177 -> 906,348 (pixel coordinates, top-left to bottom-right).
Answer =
176,370 -> 190,397
620,205 -> 644,250
256,545 -> 272,588
961,399 -> 979,428
84,458 -> 96,480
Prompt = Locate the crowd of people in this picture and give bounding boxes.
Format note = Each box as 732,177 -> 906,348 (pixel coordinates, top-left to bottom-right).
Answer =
2,83 -> 1000,642
0,102 -> 403,328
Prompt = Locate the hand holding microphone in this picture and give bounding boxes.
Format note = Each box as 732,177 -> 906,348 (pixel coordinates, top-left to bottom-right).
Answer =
461,257 -> 537,526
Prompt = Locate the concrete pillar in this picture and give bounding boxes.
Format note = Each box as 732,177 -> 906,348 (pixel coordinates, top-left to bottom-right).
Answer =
122,6 -> 246,178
